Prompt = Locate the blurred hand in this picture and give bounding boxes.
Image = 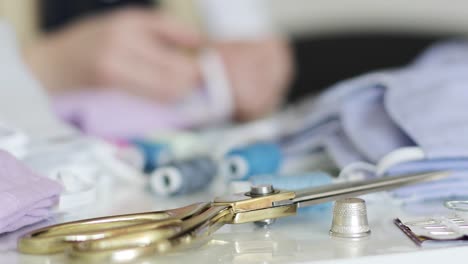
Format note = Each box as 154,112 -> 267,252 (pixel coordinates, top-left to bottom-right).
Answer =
216,38 -> 294,121
24,8 -> 203,102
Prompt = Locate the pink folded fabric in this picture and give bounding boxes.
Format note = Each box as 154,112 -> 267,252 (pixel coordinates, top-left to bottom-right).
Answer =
52,89 -> 231,139
0,150 -> 62,233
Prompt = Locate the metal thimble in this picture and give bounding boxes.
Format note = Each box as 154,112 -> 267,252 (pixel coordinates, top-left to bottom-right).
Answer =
330,198 -> 371,238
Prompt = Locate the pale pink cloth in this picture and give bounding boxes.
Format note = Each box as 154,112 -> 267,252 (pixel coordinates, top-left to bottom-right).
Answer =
0,150 -> 62,233
52,89 -> 231,139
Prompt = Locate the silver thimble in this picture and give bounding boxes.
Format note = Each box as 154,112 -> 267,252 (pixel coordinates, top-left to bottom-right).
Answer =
330,198 -> 371,238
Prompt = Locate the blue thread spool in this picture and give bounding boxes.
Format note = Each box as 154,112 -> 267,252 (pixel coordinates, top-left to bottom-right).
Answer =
131,139 -> 172,173
149,156 -> 217,196
222,142 -> 283,180
249,173 -> 333,212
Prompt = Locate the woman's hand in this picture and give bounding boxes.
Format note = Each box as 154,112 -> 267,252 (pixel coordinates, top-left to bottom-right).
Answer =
216,38 -> 294,121
25,8 -> 203,102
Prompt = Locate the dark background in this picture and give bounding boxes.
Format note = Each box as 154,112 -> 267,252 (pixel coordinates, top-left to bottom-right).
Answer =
287,33 -> 447,101
40,0 -> 450,102
40,0 -> 155,32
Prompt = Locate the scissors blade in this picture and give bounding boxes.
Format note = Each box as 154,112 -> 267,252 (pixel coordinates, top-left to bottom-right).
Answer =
282,171 -> 451,208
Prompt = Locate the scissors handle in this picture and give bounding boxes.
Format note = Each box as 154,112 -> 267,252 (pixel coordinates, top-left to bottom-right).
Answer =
68,205 -> 231,263
18,202 -> 211,255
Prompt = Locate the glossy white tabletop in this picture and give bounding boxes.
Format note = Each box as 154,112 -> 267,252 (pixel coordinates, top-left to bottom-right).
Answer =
1,178 -> 467,264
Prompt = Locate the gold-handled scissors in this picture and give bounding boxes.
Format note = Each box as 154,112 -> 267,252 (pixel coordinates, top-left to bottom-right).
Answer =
18,171 -> 449,263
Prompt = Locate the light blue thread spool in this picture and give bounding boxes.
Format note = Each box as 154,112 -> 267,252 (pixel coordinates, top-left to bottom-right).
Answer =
249,173 -> 333,212
131,139 -> 172,173
149,156 -> 217,196
222,142 -> 283,180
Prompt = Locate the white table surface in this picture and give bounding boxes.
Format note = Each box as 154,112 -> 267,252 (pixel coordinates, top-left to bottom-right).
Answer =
1,178 -> 467,264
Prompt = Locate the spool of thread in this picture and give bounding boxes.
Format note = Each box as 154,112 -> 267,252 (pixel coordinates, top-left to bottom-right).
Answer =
49,169 -> 97,212
222,142 -> 283,180
149,156 -> 217,196
249,173 -> 333,212
131,139 -> 172,173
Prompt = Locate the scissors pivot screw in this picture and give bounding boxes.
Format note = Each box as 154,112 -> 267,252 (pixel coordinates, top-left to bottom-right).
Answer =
249,184 -> 275,197
249,185 -> 277,227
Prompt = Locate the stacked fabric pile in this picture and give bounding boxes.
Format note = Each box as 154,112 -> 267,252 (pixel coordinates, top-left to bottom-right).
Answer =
282,41 -> 468,202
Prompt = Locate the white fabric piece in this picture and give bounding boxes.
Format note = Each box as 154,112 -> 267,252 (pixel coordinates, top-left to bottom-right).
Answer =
0,123 -> 29,158
0,22 -> 73,140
